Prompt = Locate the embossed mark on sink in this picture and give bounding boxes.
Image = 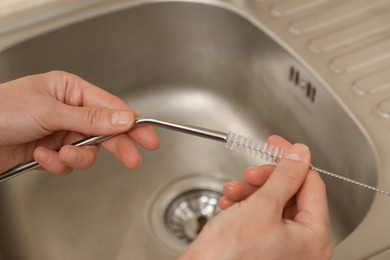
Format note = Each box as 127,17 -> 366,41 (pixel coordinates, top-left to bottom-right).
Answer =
289,66 -> 316,103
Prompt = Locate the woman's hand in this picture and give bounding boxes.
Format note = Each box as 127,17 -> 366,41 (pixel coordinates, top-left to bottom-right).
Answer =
0,71 -> 159,175
219,135 -> 292,210
180,136 -> 332,260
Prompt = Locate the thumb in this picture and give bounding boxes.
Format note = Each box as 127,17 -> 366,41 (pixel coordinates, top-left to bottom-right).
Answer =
52,104 -> 135,136
247,144 -> 311,216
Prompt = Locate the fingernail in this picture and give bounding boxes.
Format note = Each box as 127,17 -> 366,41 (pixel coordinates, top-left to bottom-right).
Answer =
62,148 -> 80,164
285,144 -> 309,161
36,150 -> 51,163
111,111 -> 133,127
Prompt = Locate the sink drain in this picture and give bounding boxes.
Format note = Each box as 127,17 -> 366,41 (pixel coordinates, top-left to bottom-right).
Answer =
148,173 -> 229,252
164,189 -> 221,243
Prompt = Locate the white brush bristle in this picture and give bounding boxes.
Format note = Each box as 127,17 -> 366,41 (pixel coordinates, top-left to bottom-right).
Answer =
226,132 -> 284,163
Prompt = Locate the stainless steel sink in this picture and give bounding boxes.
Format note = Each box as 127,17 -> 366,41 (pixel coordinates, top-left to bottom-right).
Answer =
0,1 -> 379,259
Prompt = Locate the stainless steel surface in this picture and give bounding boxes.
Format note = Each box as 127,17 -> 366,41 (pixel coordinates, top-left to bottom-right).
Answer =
0,1 -> 383,259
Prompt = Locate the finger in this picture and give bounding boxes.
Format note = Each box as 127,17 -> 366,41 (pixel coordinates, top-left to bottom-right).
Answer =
101,134 -> 141,169
222,166 -> 275,206
33,146 -> 72,176
55,111 -> 142,170
58,144 -> 99,169
129,125 -> 160,150
41,71 -> 136,136
243,165 -> 275,186
53,105 -> 135,136
223,180 -> 259,202
53,131 -> 99,170
295,169 -> 329,229
34,131 -> 68,151
255,143 -> 311,213
222,136 -> 293,211
56,72 -> 161,150
46,71 -> 130,110
218,196 -> 237,210
222,165 -> 292,208
266,135 -> 292,150
282,196 -> 298,220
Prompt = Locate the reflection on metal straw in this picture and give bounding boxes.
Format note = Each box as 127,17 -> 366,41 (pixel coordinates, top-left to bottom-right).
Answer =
0,117 -> 227,183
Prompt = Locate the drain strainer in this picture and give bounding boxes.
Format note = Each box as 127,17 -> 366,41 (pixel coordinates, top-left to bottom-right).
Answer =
148,173 -> 229,252
164,189 -> 221,243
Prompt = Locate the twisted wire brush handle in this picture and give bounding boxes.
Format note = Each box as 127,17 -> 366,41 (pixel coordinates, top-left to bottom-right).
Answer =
225,132 -> 390,196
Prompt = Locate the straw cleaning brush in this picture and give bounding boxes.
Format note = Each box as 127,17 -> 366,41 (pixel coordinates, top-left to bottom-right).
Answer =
1,117 -> 389,197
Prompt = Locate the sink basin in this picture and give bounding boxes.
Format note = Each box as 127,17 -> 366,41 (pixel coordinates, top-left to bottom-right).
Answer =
0,1 -> 379,259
